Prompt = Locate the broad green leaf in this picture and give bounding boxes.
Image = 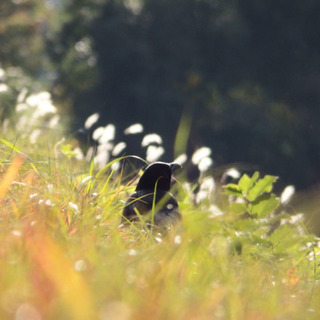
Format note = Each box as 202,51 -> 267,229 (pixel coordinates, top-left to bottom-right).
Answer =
247,175 -> 278,202
239,172 -> 259,194
249,194 -> 280,217
224,183 -> 243,197
269,225 -> 301,256
269,224 -> 294,244
233,218 -> 256,233
229,202 -> 247,215
251,171 -> 260,183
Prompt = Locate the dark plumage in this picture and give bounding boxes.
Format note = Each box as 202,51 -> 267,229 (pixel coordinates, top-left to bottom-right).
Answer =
121,162 -> 182,228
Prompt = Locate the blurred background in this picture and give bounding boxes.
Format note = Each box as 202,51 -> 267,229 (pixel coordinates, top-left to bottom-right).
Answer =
1,0 -> 320,190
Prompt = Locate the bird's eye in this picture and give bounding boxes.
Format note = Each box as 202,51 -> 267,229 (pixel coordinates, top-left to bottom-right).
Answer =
166,204 -> 174,210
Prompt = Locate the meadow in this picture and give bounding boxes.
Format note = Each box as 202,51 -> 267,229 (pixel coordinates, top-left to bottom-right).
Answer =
0,89 -> 320,320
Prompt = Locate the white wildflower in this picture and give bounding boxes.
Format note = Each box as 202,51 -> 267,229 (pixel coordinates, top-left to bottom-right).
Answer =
16,115 -> 32,130
27,92 -> 56,115
225,168 -> 241,179
141,133 -> 162,147
124,123 -> 144,135
98,124 -> 115,144
174,154 -> 188,166
192,147 -> 211,165
84,112 -> 100,129
80,176 -> 93,187
183,182 -> 192,193
201,177 -> 216,192
34,102 -> 56,117
94,149 -> 110,169
97,142 -> 113,154
15,103 -> 28,112
29,129 -> 42,144
0,83 -> 9,93
198,157 -> 213,172
22,92 -> 57,119
68,202 -> 80,214
48,115 -> 60,128
195,190 -> 207,204
146,145 -> 164,162
174,235 -> 182,244
111,161 -> 121,171
196,177 -> 216,203
112,142 -> 127,156
208,204 -> 224,218
92,126 -> 105,141
280,185 -> 295,205
73,147 -> 84,160
26,91 -> 50,107
289,213 -> 304,224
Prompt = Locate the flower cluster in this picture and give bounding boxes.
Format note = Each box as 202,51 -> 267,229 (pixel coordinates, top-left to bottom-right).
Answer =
0,67 -> 60,144
82,113 -> 215,176
15,91 -> 60,143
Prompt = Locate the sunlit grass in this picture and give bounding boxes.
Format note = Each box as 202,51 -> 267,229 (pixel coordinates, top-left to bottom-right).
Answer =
0,80 -> 319,319
0,132 -> 319,320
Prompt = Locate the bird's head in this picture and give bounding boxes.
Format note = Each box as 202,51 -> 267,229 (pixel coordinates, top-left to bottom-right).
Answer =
136,162 -> 182,192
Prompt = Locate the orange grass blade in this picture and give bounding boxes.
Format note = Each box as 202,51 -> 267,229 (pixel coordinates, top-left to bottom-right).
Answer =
0,156 -> 25,200
26,228 -> 98,320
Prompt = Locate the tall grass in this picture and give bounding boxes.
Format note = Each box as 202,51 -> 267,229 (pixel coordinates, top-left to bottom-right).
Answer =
0,129 -> 319,320
0,79 -> 319,319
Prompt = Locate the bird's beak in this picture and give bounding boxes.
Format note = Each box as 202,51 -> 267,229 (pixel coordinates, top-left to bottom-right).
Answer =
170,162 -> 182,173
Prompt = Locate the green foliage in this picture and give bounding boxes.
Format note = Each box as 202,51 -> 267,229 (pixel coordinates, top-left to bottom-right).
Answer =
250,193 -> 279,218
223,172 -> 314,264
225,172 -> 279,216
61,143 -> 80,159
0,125 -> 319,319
0,1 -> 53,77
2,2 -> 320,318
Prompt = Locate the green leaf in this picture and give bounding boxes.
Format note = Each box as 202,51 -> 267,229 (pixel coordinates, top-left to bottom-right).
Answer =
229,202 -> 247,215
249,194 -> 280,218
224,183 -> 243,197
1,138 -> 23,154
61,144 -> 79,158
269,225 -> 300,256
238,172 -> 259,194
247,175 -> 278,202
269,224 -> 293,244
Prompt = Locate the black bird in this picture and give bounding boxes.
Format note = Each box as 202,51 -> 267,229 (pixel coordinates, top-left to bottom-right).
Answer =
121,162 -> 182,228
